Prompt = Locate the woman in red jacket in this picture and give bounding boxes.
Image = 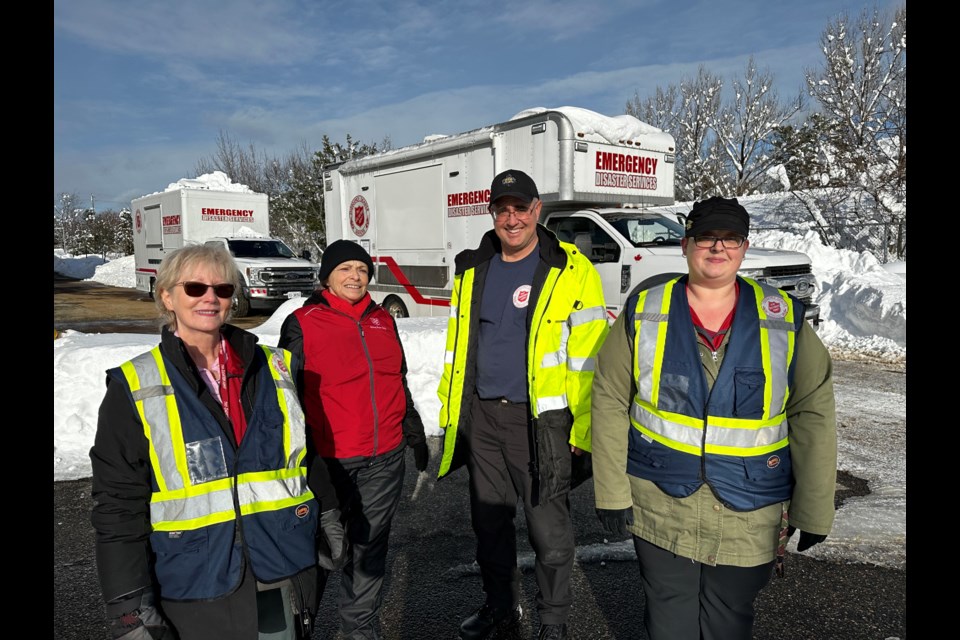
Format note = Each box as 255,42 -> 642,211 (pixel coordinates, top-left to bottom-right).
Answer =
279,240 -> 429,640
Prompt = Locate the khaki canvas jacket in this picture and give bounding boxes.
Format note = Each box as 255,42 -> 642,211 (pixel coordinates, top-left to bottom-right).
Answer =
591,304 -> 837,567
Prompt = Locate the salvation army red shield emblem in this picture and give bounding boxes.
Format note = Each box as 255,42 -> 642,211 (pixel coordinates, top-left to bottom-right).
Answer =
761,295 -> 787,319
349,195 -> 371,237
135,209 -> 142,234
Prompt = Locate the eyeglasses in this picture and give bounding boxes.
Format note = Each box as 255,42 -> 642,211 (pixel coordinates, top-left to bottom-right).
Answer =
176,281 -> 236,298
490,203 -> 536,219
693,235 -> 746,249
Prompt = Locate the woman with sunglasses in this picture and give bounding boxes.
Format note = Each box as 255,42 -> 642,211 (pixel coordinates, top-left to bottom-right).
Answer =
90,243 -> 340,640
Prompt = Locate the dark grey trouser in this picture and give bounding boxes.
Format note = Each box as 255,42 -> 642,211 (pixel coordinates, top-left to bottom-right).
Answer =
162,565 -> 259,640
466,396 -> 575,625
633,536 -> 775,640
328,450 -> 405,640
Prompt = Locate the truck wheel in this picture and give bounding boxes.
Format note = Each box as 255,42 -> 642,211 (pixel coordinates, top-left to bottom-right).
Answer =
382,296 -> 409,319
232,291 -> 251,318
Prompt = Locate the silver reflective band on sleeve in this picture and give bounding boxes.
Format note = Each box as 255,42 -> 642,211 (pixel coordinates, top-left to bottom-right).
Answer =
445,350 -> 455,365
449,306 -> 458,317
150,485 -> 235,524
541,350 -> 563,368
537,394 -> 569,413
566,356 -> 595,372
275,379 -> 296,392
568,305 -> 607,326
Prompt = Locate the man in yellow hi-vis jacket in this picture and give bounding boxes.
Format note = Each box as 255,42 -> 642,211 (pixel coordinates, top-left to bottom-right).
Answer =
437,170 -> 608,640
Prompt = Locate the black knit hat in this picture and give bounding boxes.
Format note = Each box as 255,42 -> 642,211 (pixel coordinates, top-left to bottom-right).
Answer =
319,240 -> 375,283
684,196 -> 750,238
490,169 -> 539,205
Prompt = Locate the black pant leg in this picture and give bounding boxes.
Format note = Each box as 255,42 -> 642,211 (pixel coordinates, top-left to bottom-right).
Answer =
465,397 -> 521,610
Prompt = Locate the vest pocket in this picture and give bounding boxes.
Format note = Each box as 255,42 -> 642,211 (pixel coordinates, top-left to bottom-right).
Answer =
733,368 -> 766,417
741,452 -> 793,509
151,528 -> 211,595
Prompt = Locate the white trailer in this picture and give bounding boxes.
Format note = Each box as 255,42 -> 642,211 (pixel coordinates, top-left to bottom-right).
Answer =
132,176 -> 319,316
323,107 -> 819,323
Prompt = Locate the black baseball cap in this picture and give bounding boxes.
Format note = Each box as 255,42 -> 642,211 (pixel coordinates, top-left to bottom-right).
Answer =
684,196 -> 750,238
490,169 -> 539,205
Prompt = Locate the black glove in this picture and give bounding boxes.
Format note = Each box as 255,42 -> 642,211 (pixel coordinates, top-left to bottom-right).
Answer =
786,525 -> 828,552
317,508 -> 348,571
596,507 -> 634,538
412,441 -> 429,472
105,588 -> 171,640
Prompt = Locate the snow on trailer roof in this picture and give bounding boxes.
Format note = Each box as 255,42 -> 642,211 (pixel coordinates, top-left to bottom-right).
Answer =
166,170 -> 255,193
510,106 -> 671,147
330,107 -> 672,173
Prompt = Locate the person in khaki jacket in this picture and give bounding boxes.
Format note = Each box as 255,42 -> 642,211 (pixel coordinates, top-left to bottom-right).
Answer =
591,196 -> 837,640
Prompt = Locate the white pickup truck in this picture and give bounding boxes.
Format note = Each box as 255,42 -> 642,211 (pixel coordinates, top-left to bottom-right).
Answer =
322,106 -> 819,324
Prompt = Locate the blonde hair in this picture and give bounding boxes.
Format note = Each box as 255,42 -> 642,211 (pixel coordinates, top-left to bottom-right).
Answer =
154,244 -> 240,331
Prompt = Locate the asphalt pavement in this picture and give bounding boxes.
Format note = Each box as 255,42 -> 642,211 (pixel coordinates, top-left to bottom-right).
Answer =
55,426 -> 906,639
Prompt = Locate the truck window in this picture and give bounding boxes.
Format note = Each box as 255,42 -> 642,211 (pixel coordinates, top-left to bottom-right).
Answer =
226,239 -> 296,259
547,218 -> 620,264
609,216 -> 684,247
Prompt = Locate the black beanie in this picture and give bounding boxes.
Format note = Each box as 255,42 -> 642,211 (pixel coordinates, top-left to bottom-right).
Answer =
319,240 -> 375,283
684,196 -> 750,238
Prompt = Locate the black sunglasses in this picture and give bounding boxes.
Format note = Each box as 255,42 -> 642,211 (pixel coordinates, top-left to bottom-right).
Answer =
176,281 -> 236,299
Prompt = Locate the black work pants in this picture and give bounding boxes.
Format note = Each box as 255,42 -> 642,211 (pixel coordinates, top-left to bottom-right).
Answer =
633,536 -> 775,640
327,449 -> 405,640
465,396 -> 575,625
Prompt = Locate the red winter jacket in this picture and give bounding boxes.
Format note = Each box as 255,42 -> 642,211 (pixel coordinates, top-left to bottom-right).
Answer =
279,291 -> 424,463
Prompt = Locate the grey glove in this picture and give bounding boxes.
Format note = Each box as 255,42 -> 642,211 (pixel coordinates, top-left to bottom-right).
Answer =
596,507 -> 634,538
787,525 -> 828,552
105,588 -> 171,640
317,508 -> 348,571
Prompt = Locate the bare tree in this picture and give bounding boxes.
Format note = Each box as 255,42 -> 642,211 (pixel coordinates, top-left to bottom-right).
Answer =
194,130 -> 280,194
625,84 -> 680,132
804,4 -> 906,221
713,57 -> 803,196
673,66 -> 724,201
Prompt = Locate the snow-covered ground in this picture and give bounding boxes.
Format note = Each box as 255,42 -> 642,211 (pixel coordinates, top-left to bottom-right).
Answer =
54,216 -> 906,568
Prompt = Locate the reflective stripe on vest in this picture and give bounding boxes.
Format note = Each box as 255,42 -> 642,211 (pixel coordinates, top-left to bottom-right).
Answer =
121,345 -> 310,532
630,278 -> 796,458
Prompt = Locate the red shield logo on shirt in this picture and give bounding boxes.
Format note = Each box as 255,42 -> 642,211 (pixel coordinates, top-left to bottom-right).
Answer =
513,285 -> 532,308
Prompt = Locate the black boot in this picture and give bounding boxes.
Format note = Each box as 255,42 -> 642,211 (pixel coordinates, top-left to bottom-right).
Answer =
459,603 -> 522,640
538,623 -> 568,640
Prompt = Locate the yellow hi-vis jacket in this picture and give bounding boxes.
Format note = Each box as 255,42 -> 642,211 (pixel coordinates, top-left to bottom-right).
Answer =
437,226 -> 608,485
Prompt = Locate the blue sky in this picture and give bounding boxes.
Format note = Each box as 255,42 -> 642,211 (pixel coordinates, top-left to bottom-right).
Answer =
54,0 -> 901,213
